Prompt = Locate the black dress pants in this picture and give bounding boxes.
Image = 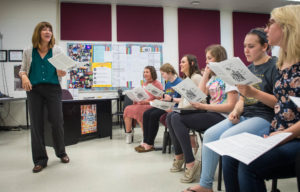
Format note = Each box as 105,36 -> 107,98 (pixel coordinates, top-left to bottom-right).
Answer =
27,84 -> 66,166
143,107 -> 166,145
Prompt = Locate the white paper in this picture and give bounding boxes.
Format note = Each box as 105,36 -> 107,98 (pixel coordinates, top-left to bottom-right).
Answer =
205,132 -> 292,165
145,83 -> 164,97
150,100 -> 176,111
125,87 -> 149,102
289,96 -> 300,108
208,57 -> 262,86
93,65 -> 112,86
48,53 -> 76,71
172,78 -> 207,103
132,46 -> 140,55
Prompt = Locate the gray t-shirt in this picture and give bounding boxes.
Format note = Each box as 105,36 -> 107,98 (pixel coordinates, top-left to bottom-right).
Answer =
242,56 -> 279,122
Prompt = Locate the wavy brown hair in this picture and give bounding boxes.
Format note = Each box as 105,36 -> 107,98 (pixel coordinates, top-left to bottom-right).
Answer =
145,66 -> 157,81
205,44 -> 227,62
182,54 -> 200,79
32,21 -> 55,49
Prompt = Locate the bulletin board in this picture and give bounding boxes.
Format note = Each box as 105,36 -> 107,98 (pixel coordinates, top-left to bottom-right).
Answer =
66,43 -> 163,91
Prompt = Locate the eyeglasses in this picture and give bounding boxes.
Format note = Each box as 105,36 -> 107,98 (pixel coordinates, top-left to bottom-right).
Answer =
265,19 -> 276,29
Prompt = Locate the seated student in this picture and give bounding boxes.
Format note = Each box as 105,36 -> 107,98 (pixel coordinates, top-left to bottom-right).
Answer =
124,66 -> 163,144
222,5 -> 300,192
135,63 -> 182,152
183,28 -> 279,192
168,45 -> 239,183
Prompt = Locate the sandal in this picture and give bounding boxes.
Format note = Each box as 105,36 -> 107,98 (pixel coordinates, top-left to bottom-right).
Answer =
183,187 -> 197,192
134,145 -> 144,152
136,146 -> 155,153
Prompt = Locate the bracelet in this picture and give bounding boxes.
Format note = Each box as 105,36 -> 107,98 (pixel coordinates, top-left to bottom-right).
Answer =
162,93 -> 165,99
170,97 -> 173,102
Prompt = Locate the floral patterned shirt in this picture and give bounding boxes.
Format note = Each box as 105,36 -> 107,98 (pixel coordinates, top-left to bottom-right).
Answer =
270,62 -> 300,132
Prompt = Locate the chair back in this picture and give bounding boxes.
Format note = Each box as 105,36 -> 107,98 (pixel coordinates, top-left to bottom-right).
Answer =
62,89 -> 73,100
123,94 -> 133,110
159,113 -> 167,127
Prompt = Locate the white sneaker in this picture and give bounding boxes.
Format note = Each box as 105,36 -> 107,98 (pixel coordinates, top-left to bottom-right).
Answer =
125,132 -> 133,144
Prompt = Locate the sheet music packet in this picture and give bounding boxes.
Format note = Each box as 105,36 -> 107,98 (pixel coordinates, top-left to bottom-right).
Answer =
205,132 -> 291,165
48,53 -> 77,71
145,84 -> 164,97
208,57 -> 262,86
289,96 -> 300,108
150,99 -> 176,111
125,87 -> 149,102
172,77 -> 207,104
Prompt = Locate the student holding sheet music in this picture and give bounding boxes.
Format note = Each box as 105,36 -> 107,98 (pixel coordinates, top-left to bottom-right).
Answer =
135,63 -> 181,152
183,29 -> 279,192
222,5 -> 300,192
123,66 -> 163,144
168,45 -> 239,183
19,22 -> 69,173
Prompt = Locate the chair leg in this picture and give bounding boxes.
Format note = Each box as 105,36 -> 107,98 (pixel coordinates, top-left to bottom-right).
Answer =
168,134 -> 172,154
162,130 -> 168,154
217,157 -> 222,191
271,179 -> 280,192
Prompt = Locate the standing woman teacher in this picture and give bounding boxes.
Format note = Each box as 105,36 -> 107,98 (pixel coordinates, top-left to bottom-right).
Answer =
19,21 -> 69,173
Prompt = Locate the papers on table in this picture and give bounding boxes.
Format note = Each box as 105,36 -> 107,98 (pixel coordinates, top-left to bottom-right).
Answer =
172,78 -> 207,103
48,53 -> 77,71
150,100 -> 175,111
208,57 -> 262,86
205,132 -> 291,165
145,83 -> 164,97
289,96 -> 300,108
125,87 -> 149,102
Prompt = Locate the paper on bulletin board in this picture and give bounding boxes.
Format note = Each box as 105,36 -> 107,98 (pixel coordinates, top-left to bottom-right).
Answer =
93,45 -> 105,63
92,62 -> 112,87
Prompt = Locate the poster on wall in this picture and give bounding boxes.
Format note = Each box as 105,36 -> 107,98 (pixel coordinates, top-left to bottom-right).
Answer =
68,66 -> 93,89
66,43 -> 163,91
67,44 -> 92,62
81,104 -> 97,135
92,62 -> 112,87
14,64 -> 22,91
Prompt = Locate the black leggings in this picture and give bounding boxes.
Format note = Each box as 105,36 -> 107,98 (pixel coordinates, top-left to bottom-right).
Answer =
167,111 -> 225,163
143,107 -> 166,145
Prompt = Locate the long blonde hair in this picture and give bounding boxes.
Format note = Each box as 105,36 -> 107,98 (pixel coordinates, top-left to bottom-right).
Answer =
271,5 -> 300,68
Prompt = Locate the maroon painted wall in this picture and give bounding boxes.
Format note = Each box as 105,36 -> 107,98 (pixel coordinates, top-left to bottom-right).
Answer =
233,12 -> 270,65
61,3 -> 111,41
117,5 -> 164,42
178,8 -> 220,72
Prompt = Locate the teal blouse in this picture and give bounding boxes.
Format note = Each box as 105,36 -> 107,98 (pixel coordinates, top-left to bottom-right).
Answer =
29,48 -> 59,85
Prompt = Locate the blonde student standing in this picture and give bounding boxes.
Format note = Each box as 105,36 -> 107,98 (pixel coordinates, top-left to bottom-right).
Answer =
184,28 -> 279,192
123,66 -> 163,144
19,22 -> 69,173
168,45 -> 239,183
223,5 -> 300,192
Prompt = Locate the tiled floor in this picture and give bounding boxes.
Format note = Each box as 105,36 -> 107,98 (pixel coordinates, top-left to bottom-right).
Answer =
0,126 -> 298,192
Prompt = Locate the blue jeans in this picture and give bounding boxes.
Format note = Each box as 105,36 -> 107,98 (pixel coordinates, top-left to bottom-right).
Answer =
223,139 -> 300,192
199,116 -> 270,189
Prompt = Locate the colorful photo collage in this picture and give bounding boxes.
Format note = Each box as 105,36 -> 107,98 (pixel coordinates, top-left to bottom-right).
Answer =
67,44 -> 92,63
68,67 -> 93,89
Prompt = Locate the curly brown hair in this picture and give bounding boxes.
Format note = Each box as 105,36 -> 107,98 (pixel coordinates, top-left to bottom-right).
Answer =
145,66 -> 157,81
